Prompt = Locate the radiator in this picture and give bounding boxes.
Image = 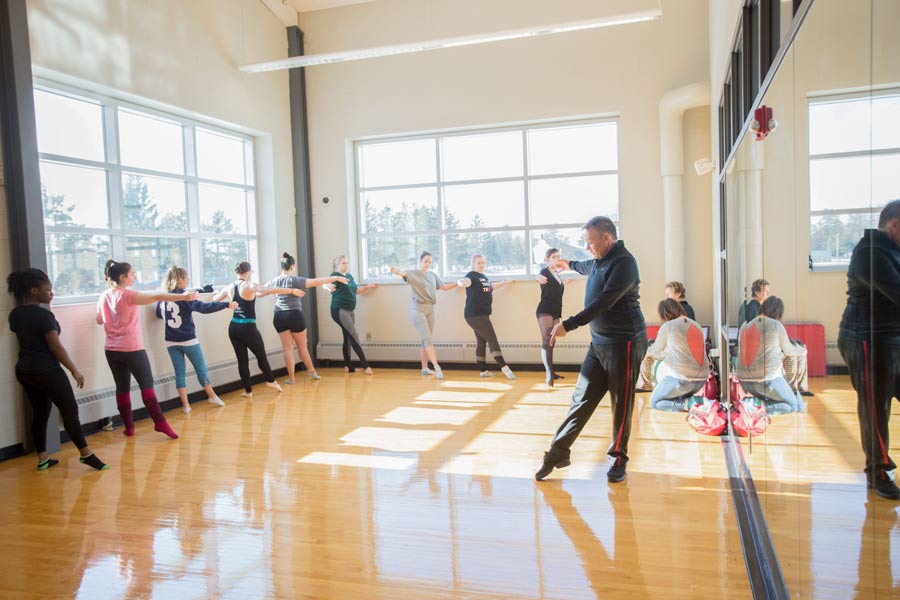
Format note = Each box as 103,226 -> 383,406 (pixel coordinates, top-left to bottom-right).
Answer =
316,341 -> 592,365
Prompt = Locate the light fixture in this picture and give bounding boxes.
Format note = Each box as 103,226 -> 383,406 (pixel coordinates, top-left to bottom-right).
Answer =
239,8 -> 662,72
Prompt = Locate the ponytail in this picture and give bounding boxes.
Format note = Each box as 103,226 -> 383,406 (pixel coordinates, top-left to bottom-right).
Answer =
163,266 -> 188,292
104,259 -> 132,285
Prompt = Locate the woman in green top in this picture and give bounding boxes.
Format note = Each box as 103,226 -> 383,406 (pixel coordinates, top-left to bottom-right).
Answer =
327,255 -> 377,374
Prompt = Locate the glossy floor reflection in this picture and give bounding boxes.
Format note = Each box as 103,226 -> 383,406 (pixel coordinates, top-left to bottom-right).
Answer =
1,369 -> 754,599
742,375 -> 900,599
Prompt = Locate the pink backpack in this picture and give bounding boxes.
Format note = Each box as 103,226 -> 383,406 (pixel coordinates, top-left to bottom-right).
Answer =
731,400 -> 770,437
687,400 -> 727,436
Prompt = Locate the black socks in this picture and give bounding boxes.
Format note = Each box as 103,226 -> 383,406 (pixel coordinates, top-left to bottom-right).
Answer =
80,453 -> 109,471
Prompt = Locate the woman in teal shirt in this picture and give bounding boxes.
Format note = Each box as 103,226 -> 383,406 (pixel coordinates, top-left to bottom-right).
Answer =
328,255 -> 377,374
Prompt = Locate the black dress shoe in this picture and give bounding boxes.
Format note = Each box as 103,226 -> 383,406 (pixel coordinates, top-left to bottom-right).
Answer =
535,451 -> 570,481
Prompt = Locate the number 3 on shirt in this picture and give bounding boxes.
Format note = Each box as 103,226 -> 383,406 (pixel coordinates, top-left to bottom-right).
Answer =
165,302 -> 182,328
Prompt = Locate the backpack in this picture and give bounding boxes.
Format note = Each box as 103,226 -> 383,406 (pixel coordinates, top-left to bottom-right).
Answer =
687,400 -> 727,436
731,398 -> 771,437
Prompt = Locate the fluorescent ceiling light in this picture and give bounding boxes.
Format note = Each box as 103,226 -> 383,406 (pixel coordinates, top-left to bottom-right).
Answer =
239,8 -> 662,72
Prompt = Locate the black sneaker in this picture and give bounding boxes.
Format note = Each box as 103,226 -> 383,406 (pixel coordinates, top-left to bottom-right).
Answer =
535,451 -> 570,481
607,458 -> 627,483
873,478 -> 900,500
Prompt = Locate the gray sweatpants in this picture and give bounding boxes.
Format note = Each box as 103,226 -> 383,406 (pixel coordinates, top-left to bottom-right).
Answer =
410,302 -> 435,347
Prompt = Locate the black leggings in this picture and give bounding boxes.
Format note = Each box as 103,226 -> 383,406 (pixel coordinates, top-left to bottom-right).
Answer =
537,313 -> 559,380
105,349 -> 154,393
16,367 -> 87,453
465,315 -> 507,370
229,321 -> 274,392
330,306 -> 369,369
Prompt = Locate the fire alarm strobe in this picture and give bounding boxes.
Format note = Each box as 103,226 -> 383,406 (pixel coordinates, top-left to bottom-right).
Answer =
750,105 -> 777,141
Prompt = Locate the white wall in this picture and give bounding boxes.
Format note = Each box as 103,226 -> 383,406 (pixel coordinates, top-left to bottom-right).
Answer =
301,0 -> 712,350
0,0 -> 297,450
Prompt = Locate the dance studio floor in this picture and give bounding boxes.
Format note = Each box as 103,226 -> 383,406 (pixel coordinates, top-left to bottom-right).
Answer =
0,370 -> 896,599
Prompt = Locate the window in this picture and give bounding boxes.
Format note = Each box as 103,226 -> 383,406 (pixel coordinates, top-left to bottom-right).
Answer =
33,86 -> 258,299
808,92 -> 900,269
355,119 -> 618,280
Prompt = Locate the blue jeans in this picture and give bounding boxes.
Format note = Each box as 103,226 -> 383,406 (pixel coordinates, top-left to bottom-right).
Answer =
649,376 -> 705,411
740,377 -> 801,415
167,344 -> 210,389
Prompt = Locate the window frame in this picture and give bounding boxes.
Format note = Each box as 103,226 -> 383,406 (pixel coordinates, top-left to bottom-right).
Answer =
34,79 -> 258,303
807,87 -> 900,272
353,116 -> 622,282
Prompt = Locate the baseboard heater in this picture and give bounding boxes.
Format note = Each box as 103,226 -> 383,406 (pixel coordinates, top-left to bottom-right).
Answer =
74,348 -> 284,407
316,340 -> 592,365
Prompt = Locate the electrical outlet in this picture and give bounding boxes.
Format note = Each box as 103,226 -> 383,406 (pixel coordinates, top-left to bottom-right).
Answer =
366,332 -> 372,341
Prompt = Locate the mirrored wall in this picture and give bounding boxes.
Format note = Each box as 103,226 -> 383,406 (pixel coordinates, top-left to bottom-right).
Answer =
720,0 -> 900,594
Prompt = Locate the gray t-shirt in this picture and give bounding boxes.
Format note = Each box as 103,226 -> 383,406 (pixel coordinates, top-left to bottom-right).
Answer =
404,269 -> 443,304
266,275 -> 307,311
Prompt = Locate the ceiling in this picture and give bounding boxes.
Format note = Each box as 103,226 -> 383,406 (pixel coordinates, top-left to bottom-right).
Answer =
288,0 -> 375,13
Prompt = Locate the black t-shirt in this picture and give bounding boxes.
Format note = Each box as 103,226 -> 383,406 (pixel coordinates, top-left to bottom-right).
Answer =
9,304 -> 61,372
464,271 -> 493,318
680,300 -> 696,321
536,267 -> 564,318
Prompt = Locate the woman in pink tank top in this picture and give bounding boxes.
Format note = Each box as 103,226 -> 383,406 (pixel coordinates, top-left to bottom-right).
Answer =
97,260 -> 198,438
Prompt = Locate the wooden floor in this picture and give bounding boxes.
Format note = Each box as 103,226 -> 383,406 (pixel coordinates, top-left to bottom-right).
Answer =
743,375 -> 900,598
0,370 -> 895,599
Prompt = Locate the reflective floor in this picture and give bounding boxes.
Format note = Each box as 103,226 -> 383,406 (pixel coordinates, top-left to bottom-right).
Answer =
743,375 -> 900,599
0,370 -> 894,598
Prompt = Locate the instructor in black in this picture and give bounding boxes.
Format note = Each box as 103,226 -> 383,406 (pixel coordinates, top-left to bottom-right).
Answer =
535,216 -> 648,483
837,199 -> 900,500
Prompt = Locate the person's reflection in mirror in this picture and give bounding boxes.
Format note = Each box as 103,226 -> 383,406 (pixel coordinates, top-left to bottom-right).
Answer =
738,278 -> 770,327
646,299 -> 709,412
837,199 -> 900,501
664,281 -> 695,320
736,296 -> 804,415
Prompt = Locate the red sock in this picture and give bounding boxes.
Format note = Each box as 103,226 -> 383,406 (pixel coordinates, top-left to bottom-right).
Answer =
116,393 -> 134,436
141,388 -> 178,439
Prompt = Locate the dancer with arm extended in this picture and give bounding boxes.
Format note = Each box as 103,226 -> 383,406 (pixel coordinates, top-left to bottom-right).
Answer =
8,269 -> 107,470
389,251 -> 456,379
212,261 -> 301,397
266,252 -> 348,383
156,266 -> 237,413
457,254 -> 516,380
327,254 -> 376,374
535,216 -> 648,484
97,260 -> 199,439
535,248 -> 568,386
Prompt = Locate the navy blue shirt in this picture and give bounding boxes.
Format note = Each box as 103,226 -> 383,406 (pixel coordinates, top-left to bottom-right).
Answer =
562,240 -> 647,344
156,289 -> 230,342
840,229 -> 900,339
464,271 -> 493,318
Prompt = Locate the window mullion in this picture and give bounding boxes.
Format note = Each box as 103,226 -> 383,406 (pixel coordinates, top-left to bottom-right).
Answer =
105,101 -> 125,259
521,129 -> 531,275
435,136 -> 446,279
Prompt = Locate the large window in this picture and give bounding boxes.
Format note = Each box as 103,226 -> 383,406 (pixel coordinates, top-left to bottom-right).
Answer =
356,119 -> 619,280
808,91 -> 900,269
34,84 -> 257,299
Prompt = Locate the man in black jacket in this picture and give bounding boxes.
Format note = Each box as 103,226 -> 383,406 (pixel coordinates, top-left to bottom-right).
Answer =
535,216 -> 648,483
838,199 -> 900,500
